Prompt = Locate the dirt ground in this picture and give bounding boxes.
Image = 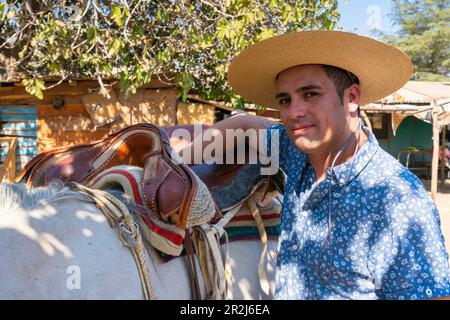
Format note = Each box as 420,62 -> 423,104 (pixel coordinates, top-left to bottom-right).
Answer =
421,179 -> 450,258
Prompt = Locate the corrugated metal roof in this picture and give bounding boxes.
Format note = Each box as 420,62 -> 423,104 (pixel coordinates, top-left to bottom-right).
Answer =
361,103 -> 430,112
377,81 -> 450,105
362,81 -> 450,126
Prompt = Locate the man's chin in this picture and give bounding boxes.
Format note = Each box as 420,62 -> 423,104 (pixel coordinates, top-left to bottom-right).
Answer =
286,131 -> 321,151
293,139 -> 321,153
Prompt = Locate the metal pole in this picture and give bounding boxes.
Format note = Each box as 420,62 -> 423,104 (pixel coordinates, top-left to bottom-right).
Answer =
441,125 -> 447,183
431,99 -> 439,200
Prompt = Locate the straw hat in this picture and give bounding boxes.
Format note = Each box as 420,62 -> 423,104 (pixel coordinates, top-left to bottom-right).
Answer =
227,30 -> 413,108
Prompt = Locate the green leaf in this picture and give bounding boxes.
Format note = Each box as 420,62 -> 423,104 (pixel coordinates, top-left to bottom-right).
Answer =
178,73 -> 193,102
36,30 -> 46,42
35,88 -> 44,100
100,62 -> 113,74
123,8 -> 131,20
87,26 -> 97,44
22,78 -> 45,100
216,22 -> 228,40
18,45 -> 28,59
259,29 -> 274,41
108,38 -> 123,56
36,79 -> 45,89
111,6 -> 124,27
6,9 -> 15,19
216,49 -> 225,60
0,4 -> 5,20
131,25 -> 144,39
48,63 -> 60,74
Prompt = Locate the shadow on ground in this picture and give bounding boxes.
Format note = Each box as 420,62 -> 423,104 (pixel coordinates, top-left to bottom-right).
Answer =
420,179 -> 450,195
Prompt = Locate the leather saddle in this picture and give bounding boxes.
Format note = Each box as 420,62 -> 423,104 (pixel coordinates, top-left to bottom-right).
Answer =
16,123 -> 197,229
17,123 -> 284,227
163,125 -> 285,212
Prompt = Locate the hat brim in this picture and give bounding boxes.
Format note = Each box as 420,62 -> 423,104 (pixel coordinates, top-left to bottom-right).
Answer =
227,30 -> 413,108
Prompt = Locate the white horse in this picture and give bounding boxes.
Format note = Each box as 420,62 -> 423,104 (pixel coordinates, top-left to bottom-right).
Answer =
0,181 -> 279,300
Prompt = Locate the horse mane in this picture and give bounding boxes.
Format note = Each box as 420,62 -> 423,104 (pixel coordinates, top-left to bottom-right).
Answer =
0,180 -> 144,219
0,181 -> 94,213
104,188 -> 146,219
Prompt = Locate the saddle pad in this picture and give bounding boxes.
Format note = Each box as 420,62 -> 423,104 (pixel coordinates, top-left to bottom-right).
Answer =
207,163 -> 285,212
87,165 -> 186,256
157,197 -> 282,263
225,196 -> 281,228
217,195 -> 281,243
86,164 -> 216,256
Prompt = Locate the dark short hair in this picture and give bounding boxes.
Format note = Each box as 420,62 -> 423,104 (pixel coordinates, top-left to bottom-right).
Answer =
321,65 -> 360,105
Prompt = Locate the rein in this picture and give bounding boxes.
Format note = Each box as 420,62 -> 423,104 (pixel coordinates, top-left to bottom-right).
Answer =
67,181 -> 155,300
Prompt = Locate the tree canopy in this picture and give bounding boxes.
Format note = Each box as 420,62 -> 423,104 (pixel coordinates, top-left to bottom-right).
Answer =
0,0 -> 339,107
382,0 -> 449,81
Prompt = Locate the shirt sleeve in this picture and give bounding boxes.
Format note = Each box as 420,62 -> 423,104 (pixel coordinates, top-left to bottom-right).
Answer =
370,188 -> 450,300
265,123 -> 291,174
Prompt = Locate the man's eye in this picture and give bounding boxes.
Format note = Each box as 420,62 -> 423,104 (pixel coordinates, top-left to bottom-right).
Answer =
278,97 -> 290,105
305,92 -> 318,99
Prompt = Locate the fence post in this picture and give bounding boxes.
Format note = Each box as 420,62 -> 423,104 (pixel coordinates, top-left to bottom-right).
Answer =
0,137 -> 18,183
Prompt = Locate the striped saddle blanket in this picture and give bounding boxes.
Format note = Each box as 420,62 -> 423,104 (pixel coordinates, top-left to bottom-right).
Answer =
85,164 -> 282,259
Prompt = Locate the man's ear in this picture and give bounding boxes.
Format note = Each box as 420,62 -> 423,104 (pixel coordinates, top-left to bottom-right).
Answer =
346,84 -> 361,114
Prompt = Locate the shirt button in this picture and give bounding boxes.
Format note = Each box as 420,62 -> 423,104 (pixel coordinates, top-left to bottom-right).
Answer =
425,288 -> 433,296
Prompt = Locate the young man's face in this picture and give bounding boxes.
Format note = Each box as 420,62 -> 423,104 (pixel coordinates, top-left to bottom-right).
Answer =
275,64 -> 357,155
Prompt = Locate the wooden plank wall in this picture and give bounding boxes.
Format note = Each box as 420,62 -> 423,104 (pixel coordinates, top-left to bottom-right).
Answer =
119,87 -> 178,126
37,103 -> 111,152
177,101 -> 216,125
0,81 -> 179,153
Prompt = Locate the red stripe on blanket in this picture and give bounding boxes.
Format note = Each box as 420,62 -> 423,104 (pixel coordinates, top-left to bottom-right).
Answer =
87,169 -> 183,246
140,214 -> 184,245
87,169 -> 143,205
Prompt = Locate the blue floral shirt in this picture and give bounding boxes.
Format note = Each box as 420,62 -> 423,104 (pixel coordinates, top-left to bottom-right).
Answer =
266,124 -> 450,300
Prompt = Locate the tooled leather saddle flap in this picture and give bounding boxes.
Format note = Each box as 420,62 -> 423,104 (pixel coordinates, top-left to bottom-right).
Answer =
17,123 -> 198,229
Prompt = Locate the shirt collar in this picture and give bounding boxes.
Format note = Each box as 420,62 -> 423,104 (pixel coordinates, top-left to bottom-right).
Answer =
329,127 -> 379,187
302,127 -> 379,211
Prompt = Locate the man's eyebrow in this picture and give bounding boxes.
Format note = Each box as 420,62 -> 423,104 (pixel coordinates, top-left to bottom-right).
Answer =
275,92 -> 289,99
295,84 -> 322,92
275,84 -> 323,99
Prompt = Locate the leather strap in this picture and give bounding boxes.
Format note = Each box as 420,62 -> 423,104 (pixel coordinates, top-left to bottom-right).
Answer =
248,194 -> 274,296
184,229 -> 202,300
67,182 -> 156,300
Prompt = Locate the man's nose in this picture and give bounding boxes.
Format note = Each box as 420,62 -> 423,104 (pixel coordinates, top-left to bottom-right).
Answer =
287,98 -> 307,119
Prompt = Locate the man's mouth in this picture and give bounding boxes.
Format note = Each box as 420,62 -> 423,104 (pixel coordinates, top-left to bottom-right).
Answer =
291,124 -> 314,134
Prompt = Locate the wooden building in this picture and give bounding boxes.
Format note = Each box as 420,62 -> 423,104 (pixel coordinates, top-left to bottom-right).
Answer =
0,77 -> 226,181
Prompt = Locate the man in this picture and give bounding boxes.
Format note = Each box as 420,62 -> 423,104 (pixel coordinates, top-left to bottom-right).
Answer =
175,30 -> 450,299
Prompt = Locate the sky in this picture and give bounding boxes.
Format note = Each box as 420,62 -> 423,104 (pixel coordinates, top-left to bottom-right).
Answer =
337,0 -> 400,38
